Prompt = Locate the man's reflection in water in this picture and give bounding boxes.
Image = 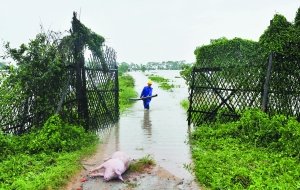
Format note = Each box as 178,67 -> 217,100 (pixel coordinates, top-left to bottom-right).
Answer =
142,110 -> 152,136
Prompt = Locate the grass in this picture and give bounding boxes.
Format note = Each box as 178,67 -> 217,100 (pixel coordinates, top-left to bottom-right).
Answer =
1,149 -> 96,190
148,75 -> 174,90
0,115 -> 99,190
119,74 -> 138,112
189,110 -> 300,189
128,154 -> 156,173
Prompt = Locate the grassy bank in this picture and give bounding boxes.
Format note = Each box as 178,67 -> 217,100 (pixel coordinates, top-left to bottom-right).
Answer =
0,115 -> 98,190
119,74 -> 138,113
189,109 -> 300,189
148,75 -> 174,90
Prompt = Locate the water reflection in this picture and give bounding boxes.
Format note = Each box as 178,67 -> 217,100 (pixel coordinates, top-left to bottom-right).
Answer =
142,110 -> 152,136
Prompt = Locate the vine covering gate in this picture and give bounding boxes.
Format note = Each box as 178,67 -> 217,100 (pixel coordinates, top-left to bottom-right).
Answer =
0,12 -> 119,133
57,45 -> 119,131
188,53 -> 300,126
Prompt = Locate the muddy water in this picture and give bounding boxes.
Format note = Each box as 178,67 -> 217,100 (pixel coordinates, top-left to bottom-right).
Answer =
115,70 -> 193,179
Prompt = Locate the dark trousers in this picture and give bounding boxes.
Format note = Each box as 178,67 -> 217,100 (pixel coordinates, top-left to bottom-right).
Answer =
143,100 -> 150,109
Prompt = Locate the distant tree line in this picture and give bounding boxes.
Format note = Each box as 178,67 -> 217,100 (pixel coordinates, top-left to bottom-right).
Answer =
0,62 -> 7,69
118,60 -> 192,75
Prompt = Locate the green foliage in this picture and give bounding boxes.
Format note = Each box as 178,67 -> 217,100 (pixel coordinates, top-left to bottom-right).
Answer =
148,75 -> 174,90
68,13 -> 105,65
0,150 -> 96,190
180,99 -> 189,110
188,8 -> 300,189
258,10 -> 300,63
1,13 -> 111,133
194,37 -> 262,67
1,31 -> 66,130
0,115 -> 98,190
190,109 -> 300,189
190,8 -> 300,124
295,7 -> 300,27
141,65 -> 146,72
0,131 -> 15,160
118,62 -> 130,75
179,64 -> 193,85
128,154 -> 155,173
258,10 -> 300,117
28,114 -> 97,153
118,60 -> 191,71
119,74 -> 137,112
259,14 -> 294,55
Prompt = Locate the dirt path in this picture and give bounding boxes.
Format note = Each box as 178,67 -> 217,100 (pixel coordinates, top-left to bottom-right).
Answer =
64,71 -> 201,190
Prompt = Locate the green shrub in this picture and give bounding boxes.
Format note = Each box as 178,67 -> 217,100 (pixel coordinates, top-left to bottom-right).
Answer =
0,131 -> 15,160
28,114 -> 96,153
0,115 -> 98,190
190,109 -> 300,189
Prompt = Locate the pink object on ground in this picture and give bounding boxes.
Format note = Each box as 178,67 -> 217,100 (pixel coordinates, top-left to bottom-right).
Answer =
89,151 -> 131,182
110,151 -> 131,169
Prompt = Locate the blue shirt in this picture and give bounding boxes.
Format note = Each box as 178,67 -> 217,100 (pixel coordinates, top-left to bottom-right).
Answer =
140,86 -> 153,102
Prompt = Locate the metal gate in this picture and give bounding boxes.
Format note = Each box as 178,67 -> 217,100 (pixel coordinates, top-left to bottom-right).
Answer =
56,13 -> 119,131
57,46 -> 119,131
0,12 -> 119,133
188,53 -> 300,126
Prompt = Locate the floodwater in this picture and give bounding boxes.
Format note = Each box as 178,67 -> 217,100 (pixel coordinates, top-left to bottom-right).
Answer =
67,70 -> 200,190
114,70 -> 193,179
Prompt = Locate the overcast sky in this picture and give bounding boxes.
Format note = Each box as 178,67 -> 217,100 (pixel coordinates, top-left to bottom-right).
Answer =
0,0 -> 299,64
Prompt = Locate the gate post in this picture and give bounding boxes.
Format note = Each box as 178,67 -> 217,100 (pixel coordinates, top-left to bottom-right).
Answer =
188,67 -> 196,126
114,68 -> 120,121
261,53 -> 273,112
73,12 -> 89,129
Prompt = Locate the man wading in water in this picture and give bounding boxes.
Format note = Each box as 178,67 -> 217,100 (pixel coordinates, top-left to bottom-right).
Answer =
140,80 -> 153,110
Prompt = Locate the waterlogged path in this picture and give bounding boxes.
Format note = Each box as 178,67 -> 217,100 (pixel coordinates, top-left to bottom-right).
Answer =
68,70 -> 200,190
118,71 -> 194,178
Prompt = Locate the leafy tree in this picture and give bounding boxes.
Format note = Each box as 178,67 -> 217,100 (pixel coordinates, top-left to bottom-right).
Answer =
141,65 -> 146,72
1,31 -> 66,131
118,62 -> 129,75
259,14 -> 293,55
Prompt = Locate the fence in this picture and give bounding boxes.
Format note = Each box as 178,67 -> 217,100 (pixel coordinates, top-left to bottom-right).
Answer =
188,53 -> 300,126
57,46 -> 119,131
0,13 -> 119,133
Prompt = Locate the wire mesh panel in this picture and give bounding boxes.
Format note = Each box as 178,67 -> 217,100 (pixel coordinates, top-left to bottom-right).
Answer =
85,48 -> 119,130
188,65 -> 265,125
188,53 -> 300,126
267,53 -> 300,119
57,46 -> 119,131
